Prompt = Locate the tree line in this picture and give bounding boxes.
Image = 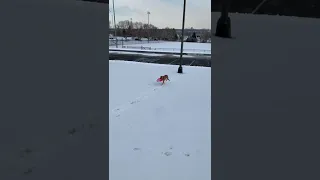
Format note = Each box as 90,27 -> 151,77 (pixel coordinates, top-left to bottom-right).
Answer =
109,20 -> 179,41
109,20 -> 211,42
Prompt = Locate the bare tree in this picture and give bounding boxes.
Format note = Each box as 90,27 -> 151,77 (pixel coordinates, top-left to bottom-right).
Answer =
117,20 -> 130,29
113,20 -> 188,41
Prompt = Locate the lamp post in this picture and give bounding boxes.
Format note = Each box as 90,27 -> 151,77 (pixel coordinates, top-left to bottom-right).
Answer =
178,0 -> 186,74
109,9 -> 112,27
147,11 -> 150,43
130,18 -> 133,37
112,0 -> 118,47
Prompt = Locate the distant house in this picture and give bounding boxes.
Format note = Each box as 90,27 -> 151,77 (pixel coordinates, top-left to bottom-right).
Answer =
177,34 -> 188,41
183,36 -> 188,41
196,35 -> 201,42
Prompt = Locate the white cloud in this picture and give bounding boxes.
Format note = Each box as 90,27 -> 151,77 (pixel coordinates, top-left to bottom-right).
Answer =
109,0 -> 211,29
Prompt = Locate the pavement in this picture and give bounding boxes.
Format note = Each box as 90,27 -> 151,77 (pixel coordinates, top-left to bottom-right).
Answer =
109,53 -> 211,67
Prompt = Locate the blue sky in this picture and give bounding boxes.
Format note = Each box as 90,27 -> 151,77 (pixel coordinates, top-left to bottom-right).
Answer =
109,0 -> 211,29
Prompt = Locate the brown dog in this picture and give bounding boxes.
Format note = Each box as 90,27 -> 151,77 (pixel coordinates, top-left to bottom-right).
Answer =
159,75 -> 170,85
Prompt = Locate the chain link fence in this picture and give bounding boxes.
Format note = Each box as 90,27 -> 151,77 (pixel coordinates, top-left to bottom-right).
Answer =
119,45 -> 211,54
109,39 -> 162,47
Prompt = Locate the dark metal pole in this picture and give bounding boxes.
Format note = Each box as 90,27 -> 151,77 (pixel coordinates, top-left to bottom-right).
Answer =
178,0 -> 186,74
112,0 -> 118,47
109,9 -> 113,29
147,11 -> 150,43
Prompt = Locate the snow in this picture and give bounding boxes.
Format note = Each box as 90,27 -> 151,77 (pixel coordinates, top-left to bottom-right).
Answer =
110,51 -> 170,56
109,41 -> 211,55
109,61 -> 211,180
109,51 -> 197,57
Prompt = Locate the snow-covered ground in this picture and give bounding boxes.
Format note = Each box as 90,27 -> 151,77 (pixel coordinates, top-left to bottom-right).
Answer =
109,51 -> 198,58
109,36 -> 148,41
110,41 -> 211,54
109,61 -> 211,180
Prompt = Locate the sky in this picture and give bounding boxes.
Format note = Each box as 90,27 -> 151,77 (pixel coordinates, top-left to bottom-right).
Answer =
109,0 -> 211,29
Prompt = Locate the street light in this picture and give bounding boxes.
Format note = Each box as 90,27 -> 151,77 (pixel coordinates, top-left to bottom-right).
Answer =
178,0 -> 186,74
109,9 -> 113,29
130,18 -> 133,37
147,11 -> 150,43
112,0 -> 118,47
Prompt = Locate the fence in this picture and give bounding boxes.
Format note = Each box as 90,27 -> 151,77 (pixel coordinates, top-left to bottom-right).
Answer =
109,39 -> 162,47
120,45 -> 211,54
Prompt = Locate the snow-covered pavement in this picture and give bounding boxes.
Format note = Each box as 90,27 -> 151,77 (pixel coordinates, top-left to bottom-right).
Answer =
109,61 -> 211,180
109,41 -> 211,55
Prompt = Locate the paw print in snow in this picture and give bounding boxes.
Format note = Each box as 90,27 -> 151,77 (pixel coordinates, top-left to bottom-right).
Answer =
114,108 -> 120,112
162,151 -> 172,156
130,100 -> 140,104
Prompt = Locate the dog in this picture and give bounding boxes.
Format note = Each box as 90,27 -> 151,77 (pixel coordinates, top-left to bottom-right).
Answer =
159,75 -> 170,85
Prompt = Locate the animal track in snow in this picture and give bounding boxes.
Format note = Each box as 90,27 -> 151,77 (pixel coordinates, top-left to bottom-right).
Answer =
111,74 -> 180,117
163,151 -> 172,156
111,86 -> 163,116
130,100 -> 140,104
